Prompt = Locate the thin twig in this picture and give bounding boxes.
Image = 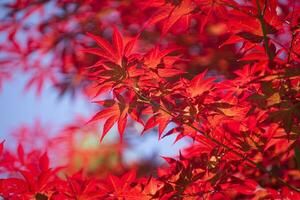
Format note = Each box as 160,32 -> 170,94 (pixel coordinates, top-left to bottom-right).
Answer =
255,0 -> 274,62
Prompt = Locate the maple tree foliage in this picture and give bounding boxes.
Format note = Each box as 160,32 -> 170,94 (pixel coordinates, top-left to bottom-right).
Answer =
1,0 -> 300,199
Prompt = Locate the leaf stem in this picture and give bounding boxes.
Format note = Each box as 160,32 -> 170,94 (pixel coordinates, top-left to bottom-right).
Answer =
255,0 -> 274,62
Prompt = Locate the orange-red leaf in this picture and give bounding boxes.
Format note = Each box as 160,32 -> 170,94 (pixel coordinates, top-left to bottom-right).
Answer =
87,106 -> 118,124
188,70 -> 215,97
86,32 -> 116,60
118,115 -> 127,142
142,115 -> 157,134
162,0 -> 194,35
112,27 -> 123,61
101,116 -> 118,141
158,68 -> 184,77
39,152 -> 49,172
17,144 -> 24,164
81,48 -> 116,62
124,36 -> 138,56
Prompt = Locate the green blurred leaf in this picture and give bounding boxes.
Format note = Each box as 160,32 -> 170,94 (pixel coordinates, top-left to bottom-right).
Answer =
35,193 -> 48,200
261,82 -> 275,96
294,145 -> 300,170
285,67 -> 300,78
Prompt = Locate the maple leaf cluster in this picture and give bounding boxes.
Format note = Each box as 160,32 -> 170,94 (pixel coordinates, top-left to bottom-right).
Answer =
1,0 -> 300,199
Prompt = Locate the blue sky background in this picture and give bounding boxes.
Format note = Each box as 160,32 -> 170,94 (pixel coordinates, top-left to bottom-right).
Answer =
0,73 -> 92,137
0,73 -> 190,163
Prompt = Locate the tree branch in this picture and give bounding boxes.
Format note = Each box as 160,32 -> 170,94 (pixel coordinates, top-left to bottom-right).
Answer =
132,87 -> 300,193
